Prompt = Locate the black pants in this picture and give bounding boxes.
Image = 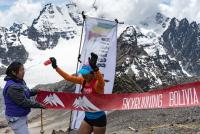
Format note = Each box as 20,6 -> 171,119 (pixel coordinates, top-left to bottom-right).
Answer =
84,114 -> 107,127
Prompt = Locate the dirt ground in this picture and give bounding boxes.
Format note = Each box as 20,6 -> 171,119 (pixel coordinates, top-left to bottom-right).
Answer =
1,107 -> 200,134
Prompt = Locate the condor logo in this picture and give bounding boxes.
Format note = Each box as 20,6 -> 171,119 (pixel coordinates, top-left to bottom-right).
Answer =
72,96 -> 100,111
43,94 -> 65,107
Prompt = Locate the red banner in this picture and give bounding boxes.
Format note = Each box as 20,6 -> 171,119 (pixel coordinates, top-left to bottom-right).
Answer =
36,81 -> 200,111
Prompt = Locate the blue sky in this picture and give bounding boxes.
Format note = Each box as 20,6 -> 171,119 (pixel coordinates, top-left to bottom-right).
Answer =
0,0 -> 14,11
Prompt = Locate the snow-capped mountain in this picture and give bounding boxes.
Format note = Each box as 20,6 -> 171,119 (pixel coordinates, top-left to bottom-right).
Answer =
0,26 -> 28,66
0,2 -> 200,93
114,13 -> 200,92
27,3 -> 81,50
66,3 -> 83,26
139,12 -> 170,34
0,3 -> 81,88
9,23 -> 29,35
115,24 -> 188,92
162,18 -> 200,76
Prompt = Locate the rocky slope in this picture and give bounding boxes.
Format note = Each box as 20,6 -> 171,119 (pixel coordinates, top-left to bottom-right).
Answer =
114,14 -> 200,93
0,26 -> 28,65
162,18 -> 200,76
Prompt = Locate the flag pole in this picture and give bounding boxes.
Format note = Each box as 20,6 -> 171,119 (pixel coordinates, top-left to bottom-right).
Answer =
67,11 -> 86,134
75,11 -> 86,74
40,109 -> 44,134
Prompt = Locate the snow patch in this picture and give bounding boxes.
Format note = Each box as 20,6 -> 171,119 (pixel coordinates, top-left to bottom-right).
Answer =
20,34 -> 80,88
178,61 -> 192,77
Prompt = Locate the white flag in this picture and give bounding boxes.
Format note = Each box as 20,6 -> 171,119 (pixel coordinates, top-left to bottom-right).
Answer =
71,17 -> 117,129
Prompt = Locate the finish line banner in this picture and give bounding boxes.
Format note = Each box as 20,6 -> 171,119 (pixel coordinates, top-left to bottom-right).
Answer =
36,81 -> 200,111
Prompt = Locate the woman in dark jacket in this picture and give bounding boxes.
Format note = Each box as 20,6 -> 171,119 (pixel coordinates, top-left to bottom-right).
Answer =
3,62 -> 43,134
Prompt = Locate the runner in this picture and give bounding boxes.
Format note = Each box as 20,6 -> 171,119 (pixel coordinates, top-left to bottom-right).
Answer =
50,53 -> 107,134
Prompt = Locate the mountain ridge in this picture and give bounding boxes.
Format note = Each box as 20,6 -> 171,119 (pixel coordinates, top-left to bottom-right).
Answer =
0,3 -> 200,92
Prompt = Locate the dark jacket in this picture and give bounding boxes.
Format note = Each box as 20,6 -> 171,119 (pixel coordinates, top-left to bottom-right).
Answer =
3,76 -> 42,117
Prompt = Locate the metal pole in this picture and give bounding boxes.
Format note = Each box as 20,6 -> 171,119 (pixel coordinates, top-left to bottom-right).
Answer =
40,109 -> 44,134
67,11 -> 86,134
75,11 -> 86,74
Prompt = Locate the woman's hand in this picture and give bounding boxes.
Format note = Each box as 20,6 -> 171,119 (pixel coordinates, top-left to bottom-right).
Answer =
50,57 -> 57,69
88,52 -> 99,71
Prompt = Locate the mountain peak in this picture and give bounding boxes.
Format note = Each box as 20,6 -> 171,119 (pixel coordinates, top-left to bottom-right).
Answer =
27,3 -> 78,50
139,12 -> 170,34
155,12 -> 165,24
169,17 -> 180,28
44,3 -> 55,14
0,25 -> 28,65
162,17 -> 200,75
190,21 -> 198,29
179,18 -> 189,27
120,26 -> 137,45
9,23 -> 28,34
45,3 -> 53,7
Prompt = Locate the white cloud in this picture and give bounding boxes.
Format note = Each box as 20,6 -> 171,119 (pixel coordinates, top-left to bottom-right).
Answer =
0,0 -> 42,27
76,0 -> 200,25
76,0 -> 163,25
160,0 -> 200,22
1,0 -> 199,29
